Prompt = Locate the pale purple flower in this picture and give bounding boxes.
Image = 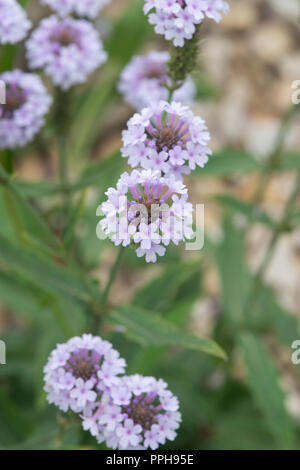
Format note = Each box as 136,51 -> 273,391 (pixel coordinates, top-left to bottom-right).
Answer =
26,15 -> 107,90
44,334 -> 126,414
40,0 -> 110,19
0,0 -> 31,44
118,51 -> 195,111
70,378 -> 97,408
144,0 -> 229,46
0,69 -> 52,149
99,168 -> 194,263
116,419 -> 142,449
121,101 -> 211,180
85,375 -> 181,450
98,405 -> 124,432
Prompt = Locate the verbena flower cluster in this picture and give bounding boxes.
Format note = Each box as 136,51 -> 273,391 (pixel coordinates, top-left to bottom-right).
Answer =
0,0 -> 31,44
26,16 -> 107,90
100,168 -> 194,262
122,101 -> 211,180
118,51 -> 195,111
45,335 -> 181,449
144,0 -> 229,46
86,375 -> 181,450
40,0 -> 110,19
44,334 -> 126,413
0,70 -> 52,149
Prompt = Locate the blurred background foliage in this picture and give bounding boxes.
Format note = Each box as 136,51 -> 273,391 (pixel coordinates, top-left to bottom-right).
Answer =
0,0 -> 300,450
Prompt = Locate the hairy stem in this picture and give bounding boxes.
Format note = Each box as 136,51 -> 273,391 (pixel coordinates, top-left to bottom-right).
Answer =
167,25 -> 201,98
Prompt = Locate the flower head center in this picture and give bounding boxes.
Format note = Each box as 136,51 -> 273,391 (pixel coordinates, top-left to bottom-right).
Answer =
66,349 -> 101,381
123,394 -> 160,431
144,64 -> 166,81
51,26 -> 78,47
155,124 -> 181,152
2,84 -> 27,117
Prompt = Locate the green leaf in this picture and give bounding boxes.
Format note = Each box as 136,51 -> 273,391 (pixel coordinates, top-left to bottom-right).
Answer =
0,164 -> 61,252
279,152 -> 300,171
209,404 -> 276,450
105,0 -> 152,65
193,149 -> 261,176
240,332 -> 297,449
107,304 -> 227,360
253,287 -> 300,349
0,233 -> 94,305
14,151 -> 123,198
213,216 -> 251,323
287,208 -> 300,227
132,262 -> 201,313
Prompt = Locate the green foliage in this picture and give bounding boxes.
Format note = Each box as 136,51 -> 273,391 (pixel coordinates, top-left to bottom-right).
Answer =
0,0 -> 300,452
240,333 -> 297,449
108,304 -> 227,360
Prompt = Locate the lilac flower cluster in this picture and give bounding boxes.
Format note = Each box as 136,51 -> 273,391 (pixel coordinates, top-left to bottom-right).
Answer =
84,375 -> 181,450
40,0 -> 110,19
144,0 -> 229,46
118,51 -> 195,111
26,16 -> 107,90
44,334 -> 126,413
0,0 -> 31,44
0,70 -> 52,149
99,168 -> 194,262
45,335 -> 181,449
121,101 -> 211,180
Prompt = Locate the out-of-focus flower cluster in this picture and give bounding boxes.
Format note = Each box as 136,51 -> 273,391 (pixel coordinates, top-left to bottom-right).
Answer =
0,0 -> 31,45
26,16 -> 107,90
118,51 -> 195,111
144,0 -> 229,46
0,0 -> 109,150
0,70 -> 52,149
45,335 -> 181,449
41,0 -> 110,19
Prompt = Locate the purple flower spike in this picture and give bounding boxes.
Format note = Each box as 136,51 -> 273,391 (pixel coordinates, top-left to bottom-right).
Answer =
0,0 -> 31,44
26,16 -> 107,90
0,70 -> 52,149
82,374 -> 181,450
144,0 -> 229,46
118,51 -> 195,111
44,334 -> 126,414
99,169 -> 194,262
122,101 -> 211,180
40,0 -> 110,19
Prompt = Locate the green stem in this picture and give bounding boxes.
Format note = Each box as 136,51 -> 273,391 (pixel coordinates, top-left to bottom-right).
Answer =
246,168 -> 300,312
242,104 -> 300,315
92,247 -> 125,334
249,104 -> 300,222
102,246 -> 125,305
58,134 -> 70,215
0,150 -> 14,174
3,188 -> 24,241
